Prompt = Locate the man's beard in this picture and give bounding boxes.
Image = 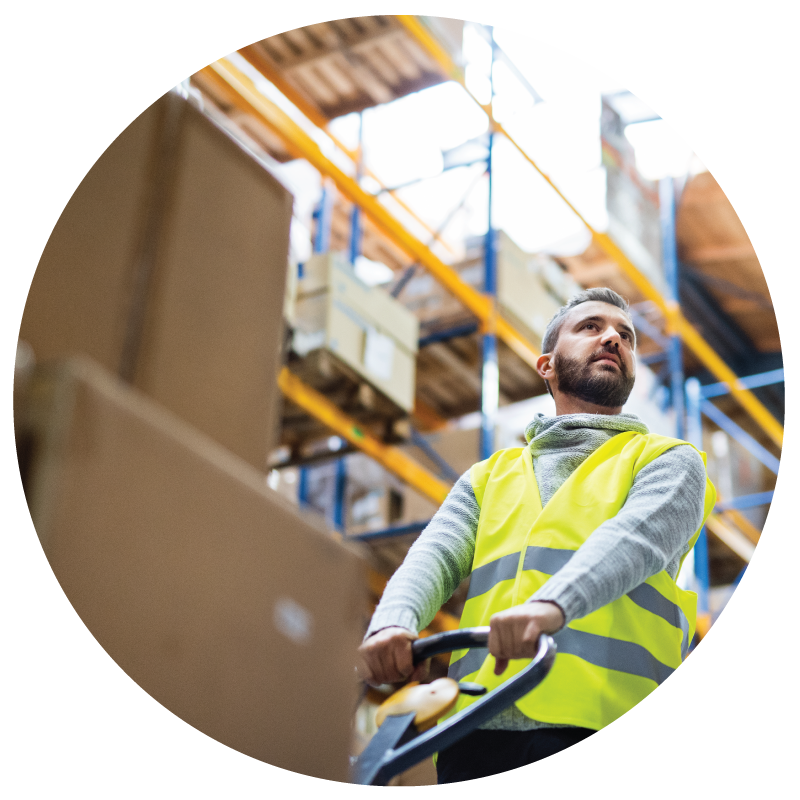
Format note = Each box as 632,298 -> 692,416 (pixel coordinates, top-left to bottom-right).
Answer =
553,347 -> 635,408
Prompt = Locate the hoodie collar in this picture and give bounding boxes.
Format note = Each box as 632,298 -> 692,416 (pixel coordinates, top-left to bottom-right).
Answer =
524,412 -> 649,453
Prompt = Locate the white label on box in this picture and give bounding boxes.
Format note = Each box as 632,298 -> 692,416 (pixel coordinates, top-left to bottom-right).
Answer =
363,327 -> 394,382
351,490 -> 383,524
273,597 -> 314,645
292,329 -> 326,356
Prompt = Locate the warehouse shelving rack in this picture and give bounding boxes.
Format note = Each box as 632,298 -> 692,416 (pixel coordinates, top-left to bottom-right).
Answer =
189,15 -> 781,637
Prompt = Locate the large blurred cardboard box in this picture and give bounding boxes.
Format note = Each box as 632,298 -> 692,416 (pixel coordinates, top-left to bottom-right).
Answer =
19,357 -> 366,782
19,91 -> 292,471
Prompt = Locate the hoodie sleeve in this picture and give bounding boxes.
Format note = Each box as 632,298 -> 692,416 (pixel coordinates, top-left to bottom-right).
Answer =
528,444 -> 707,624
365,470 -> 479,638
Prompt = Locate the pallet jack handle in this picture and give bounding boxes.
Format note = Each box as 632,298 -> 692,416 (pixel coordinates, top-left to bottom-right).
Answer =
357,627 -> 557,784
411,626 -> 492,664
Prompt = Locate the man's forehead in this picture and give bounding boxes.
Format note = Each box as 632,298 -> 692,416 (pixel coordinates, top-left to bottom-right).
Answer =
565,301 -> 632,327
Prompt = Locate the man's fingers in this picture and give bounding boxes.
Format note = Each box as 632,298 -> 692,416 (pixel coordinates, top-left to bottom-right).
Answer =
357,628 -> 418,686
390,639 -> 413,682
487,621 -> 502,660
522,620 -> 542,657
489,613 -> 513,677
410,659 -> 430,683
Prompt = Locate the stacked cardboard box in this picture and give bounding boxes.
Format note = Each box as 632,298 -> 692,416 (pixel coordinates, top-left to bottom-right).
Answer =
19,91 -> 291,471
345,453 -> 405,536
290,252 -> 419,412
495,231 -> 569,346
19,358 -> 366,781
400,230 -> 575,349
16,90 -> 367,781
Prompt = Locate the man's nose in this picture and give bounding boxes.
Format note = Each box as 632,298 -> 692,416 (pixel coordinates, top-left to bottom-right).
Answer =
600,326 -> 621,346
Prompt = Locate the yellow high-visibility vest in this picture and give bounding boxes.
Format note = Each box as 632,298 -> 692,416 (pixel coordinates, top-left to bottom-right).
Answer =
445,431 -> 716,730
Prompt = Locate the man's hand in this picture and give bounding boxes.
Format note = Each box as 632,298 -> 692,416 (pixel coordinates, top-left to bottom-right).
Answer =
356,627 -> 429,687
488,601 -> 565,676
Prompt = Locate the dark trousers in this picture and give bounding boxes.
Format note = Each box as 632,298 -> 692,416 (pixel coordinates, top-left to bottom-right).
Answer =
436,726 -> 596,783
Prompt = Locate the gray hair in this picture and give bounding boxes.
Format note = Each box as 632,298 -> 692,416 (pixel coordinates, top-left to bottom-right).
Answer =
540,287 -> 635,398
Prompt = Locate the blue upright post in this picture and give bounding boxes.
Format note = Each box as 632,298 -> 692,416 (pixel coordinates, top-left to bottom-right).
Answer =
312,184 -> 333,255
301,178 -> 337,513
332,456 -> 347,532
686,377 -> 710,618
298,464 -> 310,508
660,176 -> 685,440
349,112 -> 364,267
480,28 -> 498,462
332,114 -> 365,529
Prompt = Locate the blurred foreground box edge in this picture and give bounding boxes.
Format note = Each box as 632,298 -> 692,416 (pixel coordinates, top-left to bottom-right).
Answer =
19,355 -> 368,783
19,91 -> 292,472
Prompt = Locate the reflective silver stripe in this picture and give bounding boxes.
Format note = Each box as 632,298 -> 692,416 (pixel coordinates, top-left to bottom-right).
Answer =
448,628 -> 675,686
464,546 -> 689,672
522,546 -> 574,575
447,647 -> 489,682
554,627 -> 675,685
522,546 -> 691,658
626,583 -> 691,659
466,553 -> 520,600
467,547 -> 573,603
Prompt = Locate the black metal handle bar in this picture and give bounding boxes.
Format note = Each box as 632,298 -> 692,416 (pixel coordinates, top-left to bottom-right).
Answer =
411,626 -> 490,665
369,629 -> 557,785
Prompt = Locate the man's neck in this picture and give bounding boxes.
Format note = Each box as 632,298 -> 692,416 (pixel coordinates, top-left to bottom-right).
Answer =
553,394 -> 623,416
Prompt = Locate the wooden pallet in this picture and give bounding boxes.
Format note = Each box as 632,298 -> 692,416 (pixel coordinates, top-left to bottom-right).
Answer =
280,347 -> 409,455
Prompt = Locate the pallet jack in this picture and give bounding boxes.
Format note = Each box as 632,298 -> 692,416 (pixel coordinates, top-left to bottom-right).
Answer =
351,627 -> 557,785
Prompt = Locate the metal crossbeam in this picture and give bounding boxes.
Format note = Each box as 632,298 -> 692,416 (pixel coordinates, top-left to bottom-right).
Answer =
408,428 -> 462,483
354,519 -> 432,541
278,367 -> 452,505
715,491 -> 774,512
700,399 -> 780,474
702,368 -> 784,399
418,322 -> 479,347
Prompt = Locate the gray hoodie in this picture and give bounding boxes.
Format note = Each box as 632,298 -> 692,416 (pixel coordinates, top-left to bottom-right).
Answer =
366,412 -> 707,730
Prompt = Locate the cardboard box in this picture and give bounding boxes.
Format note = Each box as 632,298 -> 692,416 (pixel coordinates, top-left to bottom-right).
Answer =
399,230 -> 567,346
398,426 -> 481,526
19,90 -> 293,471
496,231 -> 563,344
345,453 -> 404,536
20,357 -> 366,782
292,253 -> 419,412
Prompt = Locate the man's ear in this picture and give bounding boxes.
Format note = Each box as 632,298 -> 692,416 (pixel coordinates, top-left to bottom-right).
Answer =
536,353 -> 555,384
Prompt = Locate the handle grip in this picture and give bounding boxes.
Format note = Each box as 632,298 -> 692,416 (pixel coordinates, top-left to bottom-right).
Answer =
411,627 -> 490,665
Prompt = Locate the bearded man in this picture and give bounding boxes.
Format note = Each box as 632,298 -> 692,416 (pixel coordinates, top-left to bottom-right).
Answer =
357,287 -> 716,783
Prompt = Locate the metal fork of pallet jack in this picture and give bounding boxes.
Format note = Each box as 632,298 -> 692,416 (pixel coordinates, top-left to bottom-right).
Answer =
352,627 -> 557,785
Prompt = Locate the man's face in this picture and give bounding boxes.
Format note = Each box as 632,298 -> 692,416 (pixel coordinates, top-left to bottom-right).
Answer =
550,301 -> 637,408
